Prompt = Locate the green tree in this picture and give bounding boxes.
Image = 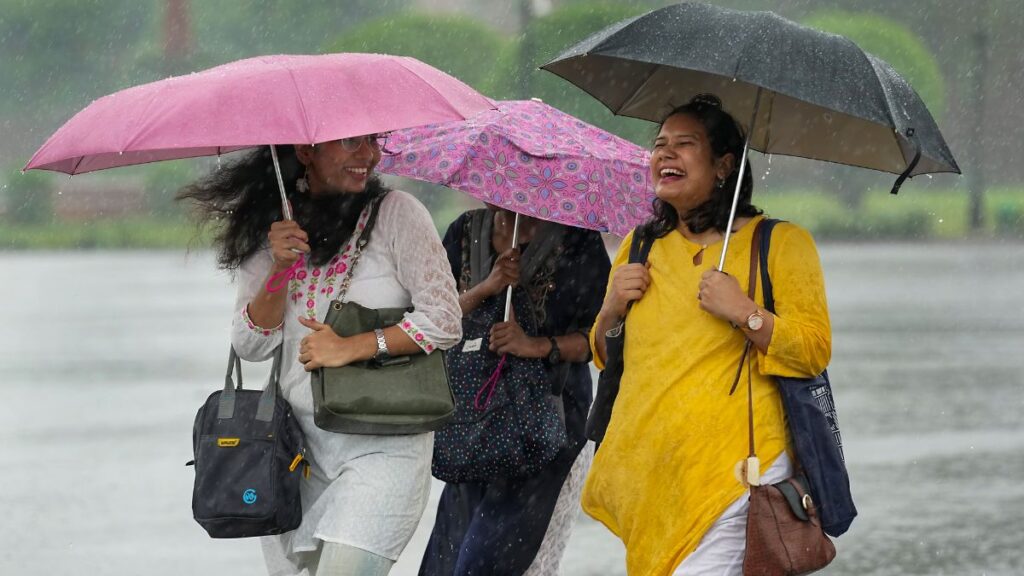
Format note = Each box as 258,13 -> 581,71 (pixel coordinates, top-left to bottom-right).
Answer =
502,3 -> 654,146
0,0 -> 154,117
325,12 -> 511,219
803,10 -> 946,119
141,160 -> 195,218
4,169 -> 54,225
325,12 -> 508,96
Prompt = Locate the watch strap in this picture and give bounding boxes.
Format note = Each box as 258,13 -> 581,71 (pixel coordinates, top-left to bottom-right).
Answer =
374,328 -> 389,360
547,336 -> 561,364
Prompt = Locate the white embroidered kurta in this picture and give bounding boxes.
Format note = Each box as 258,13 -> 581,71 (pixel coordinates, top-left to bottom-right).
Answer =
230,190 -> 462,568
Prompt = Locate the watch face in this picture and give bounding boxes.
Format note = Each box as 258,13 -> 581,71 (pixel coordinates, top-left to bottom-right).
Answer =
747,312 -> 764,331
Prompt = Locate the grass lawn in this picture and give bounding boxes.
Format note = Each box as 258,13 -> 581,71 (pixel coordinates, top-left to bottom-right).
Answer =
2,188 -> 1021,249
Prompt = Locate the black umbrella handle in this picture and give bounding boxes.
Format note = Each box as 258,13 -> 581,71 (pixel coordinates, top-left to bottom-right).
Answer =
890,130 -> 921,195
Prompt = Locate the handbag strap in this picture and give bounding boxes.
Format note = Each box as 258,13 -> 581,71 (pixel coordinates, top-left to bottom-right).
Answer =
744,220 -> 766,459
742,218 -> 813,477
218,344 -> 284,422
724,220 -> 766,460
329,191 -> 390,306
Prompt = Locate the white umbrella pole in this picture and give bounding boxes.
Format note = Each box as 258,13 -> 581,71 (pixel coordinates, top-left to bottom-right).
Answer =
717,87 -> 763,272
502,212 -> 521,322
270,145 -> 293,221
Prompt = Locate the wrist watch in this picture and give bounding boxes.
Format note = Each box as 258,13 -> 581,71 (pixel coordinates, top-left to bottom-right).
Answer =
373,328 -> 390,361
745,310 -> 765,332
546,336 -> 562,365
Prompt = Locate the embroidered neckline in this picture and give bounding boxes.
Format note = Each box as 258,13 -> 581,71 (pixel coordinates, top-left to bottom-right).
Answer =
288,207 -> 372,320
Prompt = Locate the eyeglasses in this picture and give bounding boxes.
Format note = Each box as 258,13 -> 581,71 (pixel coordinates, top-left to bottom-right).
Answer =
338,133 -> 390,153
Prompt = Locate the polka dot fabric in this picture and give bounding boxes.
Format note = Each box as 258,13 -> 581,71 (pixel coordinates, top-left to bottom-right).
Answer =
432,287 -> 568,483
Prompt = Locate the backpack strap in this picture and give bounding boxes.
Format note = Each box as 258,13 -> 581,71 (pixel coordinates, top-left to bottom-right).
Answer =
757,218 -> 784,314
628,230 -> 654,266
620,230 -> 654,317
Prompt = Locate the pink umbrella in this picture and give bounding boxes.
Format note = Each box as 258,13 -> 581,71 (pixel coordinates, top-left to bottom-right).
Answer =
25,53 -> 494,291
25,53 -> 494,176
379,98 -> 653,323
378,99 -> 652,238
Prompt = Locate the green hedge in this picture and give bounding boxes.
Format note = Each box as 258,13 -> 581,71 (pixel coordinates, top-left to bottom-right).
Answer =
758,187 -> 1024,240
0,217 -> 206,250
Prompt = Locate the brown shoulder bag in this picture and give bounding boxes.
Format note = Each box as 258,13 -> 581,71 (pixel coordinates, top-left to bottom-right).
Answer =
737,220 -> 836,576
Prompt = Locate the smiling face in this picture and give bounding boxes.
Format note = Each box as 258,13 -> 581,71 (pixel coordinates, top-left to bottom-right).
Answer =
296,136 -> 381,196
650,113 -> 734,216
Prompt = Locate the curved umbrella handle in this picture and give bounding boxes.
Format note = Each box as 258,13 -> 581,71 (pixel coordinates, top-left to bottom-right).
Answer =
264,144 -> 302,293
890,130 -> 921,195
265,254 -> 305,293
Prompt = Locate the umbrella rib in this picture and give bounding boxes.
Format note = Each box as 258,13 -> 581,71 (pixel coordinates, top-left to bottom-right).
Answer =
262,56 -> 313,144
858,51 -> 912,170
391,58 -> 465,118
120,80 -> 172,155
615,62 -> 669,117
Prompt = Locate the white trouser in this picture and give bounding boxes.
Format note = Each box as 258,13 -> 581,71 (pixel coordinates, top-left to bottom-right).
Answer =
264,541 -> 394,576
673,452 -> 793,576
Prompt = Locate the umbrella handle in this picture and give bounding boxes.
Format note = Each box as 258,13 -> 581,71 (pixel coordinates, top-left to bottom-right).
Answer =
475,354 -> 508,410
718,88 -> 763,272
265,254 -> 305,293
890,133 -> 921,195
264,144 -> 302,293
502,213 -> 521,322
270,144 -> 293,221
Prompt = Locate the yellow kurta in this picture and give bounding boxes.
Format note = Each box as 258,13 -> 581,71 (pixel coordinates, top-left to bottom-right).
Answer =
584,216 -> 831,576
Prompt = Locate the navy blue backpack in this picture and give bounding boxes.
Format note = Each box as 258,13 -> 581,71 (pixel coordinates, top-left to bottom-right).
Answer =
759,219 -> 857,537
188,346 -> 308,538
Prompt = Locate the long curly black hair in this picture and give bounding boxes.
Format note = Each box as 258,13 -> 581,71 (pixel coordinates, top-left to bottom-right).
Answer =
177,145 -> 387,270
637,94 -> 761,242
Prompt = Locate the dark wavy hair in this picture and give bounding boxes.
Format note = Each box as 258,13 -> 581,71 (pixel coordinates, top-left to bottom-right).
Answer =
177,145 -> 387,270
637,94 -> 761,242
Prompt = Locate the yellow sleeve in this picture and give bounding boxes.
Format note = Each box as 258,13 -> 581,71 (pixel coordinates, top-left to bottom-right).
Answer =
589,230 -> 634,371
756,223 -> 832,378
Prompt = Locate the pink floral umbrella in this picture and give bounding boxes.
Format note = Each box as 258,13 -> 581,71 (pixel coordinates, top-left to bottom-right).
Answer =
378,99 -> 653,237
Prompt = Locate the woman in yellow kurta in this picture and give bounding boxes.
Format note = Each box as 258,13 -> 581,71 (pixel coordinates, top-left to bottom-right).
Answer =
584,95 -> 831,576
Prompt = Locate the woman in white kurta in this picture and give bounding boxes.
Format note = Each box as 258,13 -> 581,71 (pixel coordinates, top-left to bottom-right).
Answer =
180,137 -> 461,576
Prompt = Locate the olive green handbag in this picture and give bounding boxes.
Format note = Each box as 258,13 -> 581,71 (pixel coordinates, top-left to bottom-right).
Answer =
310,192 -> 455,435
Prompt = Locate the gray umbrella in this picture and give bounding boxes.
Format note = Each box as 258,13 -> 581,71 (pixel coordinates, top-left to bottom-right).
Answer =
542,2 -> 960,267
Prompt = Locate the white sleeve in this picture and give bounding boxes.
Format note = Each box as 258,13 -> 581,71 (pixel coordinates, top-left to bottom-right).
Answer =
380,191 -> 463,353
230,249 -> 284,362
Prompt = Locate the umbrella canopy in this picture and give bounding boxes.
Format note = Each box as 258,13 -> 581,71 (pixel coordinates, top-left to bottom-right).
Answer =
541,2 -> 959,180
378,99 -> 652,237
25,53 -> 494,175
